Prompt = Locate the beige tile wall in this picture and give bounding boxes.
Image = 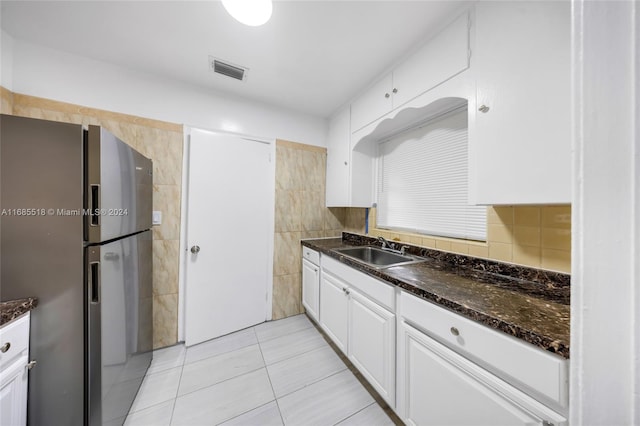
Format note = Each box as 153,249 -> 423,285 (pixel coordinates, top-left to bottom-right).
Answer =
358,205 -> 571,273
273,140 -> 348,319
1,86 -> 13,113
2,88 -> 184,348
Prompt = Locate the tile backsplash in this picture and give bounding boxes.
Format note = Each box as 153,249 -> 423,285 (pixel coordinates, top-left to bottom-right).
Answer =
359,205 -> 571,273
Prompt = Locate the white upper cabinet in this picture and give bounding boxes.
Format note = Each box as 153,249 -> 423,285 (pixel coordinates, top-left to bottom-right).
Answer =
392,11 -> 470,107
350,74 -> 394,134
325,106 -> 351,207
470,1 -> 571,204
326,106 -> 374,207
350,11 -> 470,133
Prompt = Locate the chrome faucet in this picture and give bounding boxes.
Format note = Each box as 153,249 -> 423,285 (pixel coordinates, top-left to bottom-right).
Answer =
378,236 -> 394,250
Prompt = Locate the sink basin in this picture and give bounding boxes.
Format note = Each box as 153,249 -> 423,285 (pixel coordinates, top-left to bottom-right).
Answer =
335,246 -> 426,269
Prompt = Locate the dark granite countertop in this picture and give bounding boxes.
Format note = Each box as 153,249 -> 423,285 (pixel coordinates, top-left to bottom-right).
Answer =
302,233 -> 570,359
0,298 -> 38,326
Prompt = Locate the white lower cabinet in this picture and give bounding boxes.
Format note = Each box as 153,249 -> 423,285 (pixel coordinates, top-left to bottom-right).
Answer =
0,313 -> 31,426
302,257 -> 320,322
319,271 -> 349,353
312,252 -> 568,424
319,265 -> 396,408
348,290 -> 395,405
397,320 -> 567,426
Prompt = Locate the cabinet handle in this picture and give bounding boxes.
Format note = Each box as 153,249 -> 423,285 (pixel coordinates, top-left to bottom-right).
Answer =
313,268 -> 318,273
450,327 -> 460,336
344,161 -> 348,166
345,289 -> 350,295
478,105 -> 490,113
384,93 -> 390,99
25,360 -> 37,370
0,342 -> 10,353
392,88 -> 398,94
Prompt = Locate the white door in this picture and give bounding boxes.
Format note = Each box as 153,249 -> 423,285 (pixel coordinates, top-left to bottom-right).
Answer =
184,129 -> 274,346
347,290 -> 395,407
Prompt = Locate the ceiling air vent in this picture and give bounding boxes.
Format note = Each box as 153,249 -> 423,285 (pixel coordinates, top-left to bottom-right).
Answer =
209,56 -> 248,81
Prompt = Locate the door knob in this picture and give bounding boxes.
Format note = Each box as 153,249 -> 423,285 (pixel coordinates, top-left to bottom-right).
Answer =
190,245 -> 201,254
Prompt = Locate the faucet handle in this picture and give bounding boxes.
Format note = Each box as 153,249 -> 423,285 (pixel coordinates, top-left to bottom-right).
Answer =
400,245 -> 410,255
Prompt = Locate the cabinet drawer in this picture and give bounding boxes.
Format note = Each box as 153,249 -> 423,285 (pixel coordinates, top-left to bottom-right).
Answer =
322,255 -> 394,310
400,291 -> 568,408
301,247 -> 320,265
0,314 -> 30,366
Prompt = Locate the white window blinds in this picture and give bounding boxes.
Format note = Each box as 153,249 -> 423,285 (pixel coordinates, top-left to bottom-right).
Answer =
376,109 -> 486,241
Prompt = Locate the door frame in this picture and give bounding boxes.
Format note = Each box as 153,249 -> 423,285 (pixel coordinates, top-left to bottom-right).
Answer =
177,126 -> 275,342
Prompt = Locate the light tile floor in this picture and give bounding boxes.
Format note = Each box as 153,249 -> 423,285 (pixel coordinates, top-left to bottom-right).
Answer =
124,314 -> 398,426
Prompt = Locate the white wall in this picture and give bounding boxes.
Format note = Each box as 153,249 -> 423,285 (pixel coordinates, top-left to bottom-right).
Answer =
8,38 -> 327,146
571,0 -> 639,424
1,30 -> 14,91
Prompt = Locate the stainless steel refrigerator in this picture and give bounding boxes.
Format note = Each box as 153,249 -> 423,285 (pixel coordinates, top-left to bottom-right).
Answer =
0,114 -> 153,425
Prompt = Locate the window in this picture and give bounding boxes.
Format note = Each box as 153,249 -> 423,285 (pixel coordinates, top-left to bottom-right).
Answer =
376,108 -> 486,241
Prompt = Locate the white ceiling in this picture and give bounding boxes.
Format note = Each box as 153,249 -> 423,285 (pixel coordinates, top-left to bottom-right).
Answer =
0,1 -> 466,118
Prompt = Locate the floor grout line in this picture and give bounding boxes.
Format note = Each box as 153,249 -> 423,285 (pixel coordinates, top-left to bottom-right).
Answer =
331,401 -> 376,426
261,328 -> 328,366
183,329 -> 259,366
167,358 -> 186,426
273,366 -> 350,400
254,316 -> 315,344
174,364 -> 267,400
255,326 -> 286,426
213,400 -> 277,426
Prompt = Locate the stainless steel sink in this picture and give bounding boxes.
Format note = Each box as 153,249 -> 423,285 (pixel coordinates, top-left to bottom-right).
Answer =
335,246 -> 426,269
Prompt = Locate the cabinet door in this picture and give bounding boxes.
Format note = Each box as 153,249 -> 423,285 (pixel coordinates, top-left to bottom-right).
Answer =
473,1 -> 570,204
0,355 -> 28,426
397,322 -> 565,426
319,272 -> 349,353
348,290 -> 395,407
393,11 -> 470,108
350,73 -> 393,133
326,106 -> 351,207
302,258 -> 320,321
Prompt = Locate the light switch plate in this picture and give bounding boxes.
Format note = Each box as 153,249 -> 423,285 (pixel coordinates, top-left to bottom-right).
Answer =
152,211 -> 162,225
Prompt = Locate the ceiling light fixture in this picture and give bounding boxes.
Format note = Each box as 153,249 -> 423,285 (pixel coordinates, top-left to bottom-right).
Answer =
221,0 -> 273,27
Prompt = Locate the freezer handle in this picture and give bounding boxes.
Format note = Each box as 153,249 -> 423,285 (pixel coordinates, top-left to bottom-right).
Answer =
89,261 -> 100,304
90,184 -> 100,226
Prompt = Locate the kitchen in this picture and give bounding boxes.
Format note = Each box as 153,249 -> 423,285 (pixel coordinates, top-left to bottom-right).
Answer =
0,1 -> 637,425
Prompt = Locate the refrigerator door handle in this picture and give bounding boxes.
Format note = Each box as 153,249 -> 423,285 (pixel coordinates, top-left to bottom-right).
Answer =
90,184 -> 100,227
89,261 -> 100,304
